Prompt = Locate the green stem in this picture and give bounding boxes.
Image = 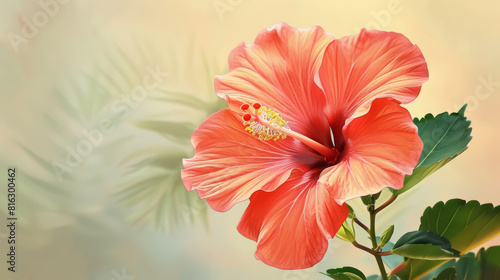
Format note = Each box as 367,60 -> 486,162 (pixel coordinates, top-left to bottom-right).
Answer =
369,205 -> 388,280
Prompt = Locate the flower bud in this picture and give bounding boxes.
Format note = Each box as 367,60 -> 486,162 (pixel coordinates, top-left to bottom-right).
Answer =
380,225 -> 395,247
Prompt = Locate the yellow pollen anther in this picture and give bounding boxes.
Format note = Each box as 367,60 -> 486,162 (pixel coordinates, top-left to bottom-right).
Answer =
243,106 -> 289,141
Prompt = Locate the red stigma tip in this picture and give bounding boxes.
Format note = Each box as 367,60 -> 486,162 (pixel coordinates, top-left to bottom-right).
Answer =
253,103 -> 261,109
240,104 -> 250,111
243,114 -> 252,121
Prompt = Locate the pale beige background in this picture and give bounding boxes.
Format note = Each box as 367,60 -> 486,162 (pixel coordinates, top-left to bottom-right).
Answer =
1,0 -> 499,279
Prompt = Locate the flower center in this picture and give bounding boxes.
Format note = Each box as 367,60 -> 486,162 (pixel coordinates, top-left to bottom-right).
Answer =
240,103 -> 338,162
242,103 -> 289,141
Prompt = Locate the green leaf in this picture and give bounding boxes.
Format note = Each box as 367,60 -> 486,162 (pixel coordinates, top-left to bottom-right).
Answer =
421,260 -> 457,280
392,230 -> 460,260
417,105 -> 472,166
392,105 -> 472,195
366,276 -> 398,280
421,200 -> 500,254
394,155 -> 458,195
455,246 -> 500,280
393,243 -> 458,261
433,267 -> 457,280
324,267 -> 366,280
394,200 -> 500,279
456,252 -> 480,280
477,246 -> 500,279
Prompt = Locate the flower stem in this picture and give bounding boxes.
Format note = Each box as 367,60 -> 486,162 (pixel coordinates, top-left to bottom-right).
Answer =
369,205 -> 388,280
389,261 -> 408,278
352,241 -> 375,255
354,218 -> 370,234
374,194 -> 397,215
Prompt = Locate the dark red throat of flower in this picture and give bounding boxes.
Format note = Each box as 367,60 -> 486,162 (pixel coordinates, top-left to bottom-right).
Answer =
240,103 -> 339,163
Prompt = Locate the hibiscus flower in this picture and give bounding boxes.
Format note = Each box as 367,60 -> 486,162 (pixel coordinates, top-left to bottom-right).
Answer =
182,23 -> 428,269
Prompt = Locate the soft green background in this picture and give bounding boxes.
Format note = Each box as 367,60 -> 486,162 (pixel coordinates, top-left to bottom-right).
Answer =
1,0 -> 499,279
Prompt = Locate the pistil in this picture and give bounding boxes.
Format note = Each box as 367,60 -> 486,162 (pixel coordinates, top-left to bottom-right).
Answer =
241,103 -> 338,163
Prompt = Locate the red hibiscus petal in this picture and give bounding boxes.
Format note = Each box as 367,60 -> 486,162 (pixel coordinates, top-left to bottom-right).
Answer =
215,23 -> 334,146
319,98 -> 422,204
182,109 -> 323,212
237,170 -> 348,269
317,29 -> 428,143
